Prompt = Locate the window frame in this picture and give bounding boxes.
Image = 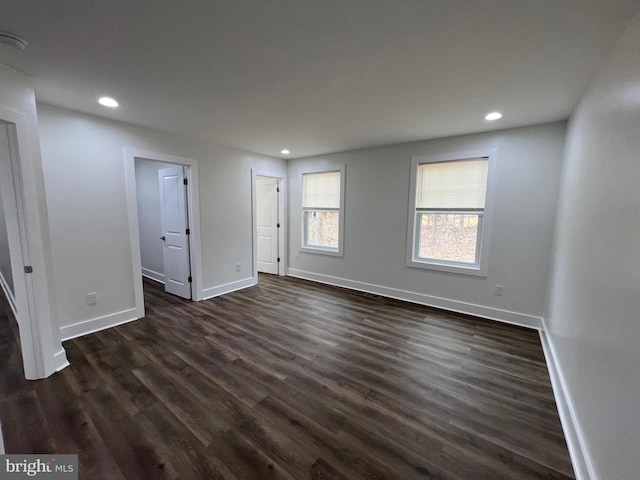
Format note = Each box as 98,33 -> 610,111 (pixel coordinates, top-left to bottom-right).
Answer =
300,165 -> 346,256
406,149 -> 496,276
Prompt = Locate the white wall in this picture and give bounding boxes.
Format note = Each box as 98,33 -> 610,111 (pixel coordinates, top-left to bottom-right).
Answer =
544,15 -> 640,480
0,63 -> 67,377
37,104 -> 286,335
134,158 -> 166,282
288,122 -> 566,326
0,185 -> 13,296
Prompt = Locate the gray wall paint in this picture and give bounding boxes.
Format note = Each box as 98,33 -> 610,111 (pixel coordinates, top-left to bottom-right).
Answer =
134,158 -> 166,280
545,15 -> 640,479
37,103 -> 286,329
0,178 -> 13,296
288,122 -> 566,320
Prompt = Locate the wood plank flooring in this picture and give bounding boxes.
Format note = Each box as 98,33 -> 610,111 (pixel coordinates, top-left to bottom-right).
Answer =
0,274 -> 574,479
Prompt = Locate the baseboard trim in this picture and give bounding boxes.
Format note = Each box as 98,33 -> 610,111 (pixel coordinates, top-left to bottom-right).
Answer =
52,347 -> 70,373
0,419 -> 4,454
539,329 -> 594,480
142,268 -> 165,284
286,269 -> 542,330
201,277 -> 256,301
0,271 -> 17,319
60,307 -> 141,341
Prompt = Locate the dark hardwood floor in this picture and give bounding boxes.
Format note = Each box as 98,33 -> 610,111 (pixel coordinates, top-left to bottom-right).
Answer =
0,274 -> 574,479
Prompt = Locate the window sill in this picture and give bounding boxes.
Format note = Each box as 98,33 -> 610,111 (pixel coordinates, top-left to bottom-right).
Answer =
300,246 -> 343,257
407,258 -> 487,277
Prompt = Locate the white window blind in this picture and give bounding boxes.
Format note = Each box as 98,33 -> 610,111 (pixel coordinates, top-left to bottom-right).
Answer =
416,158 -> 488,210
302,171 -> 341,209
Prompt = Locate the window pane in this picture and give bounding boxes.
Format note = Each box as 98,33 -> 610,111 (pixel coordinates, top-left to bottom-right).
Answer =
417,213 -> 480,264
304,210 -> 339,249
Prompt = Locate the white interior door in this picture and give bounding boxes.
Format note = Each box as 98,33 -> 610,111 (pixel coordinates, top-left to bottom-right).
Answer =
256,176 -> 279,274
158,166 -> 191,299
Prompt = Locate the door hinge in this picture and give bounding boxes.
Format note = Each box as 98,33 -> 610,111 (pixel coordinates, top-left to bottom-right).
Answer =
188,276 -> 192,283
276,187 -> 280,193
24,266 -> 33,273
277,223 -> 280,228
186,228 -> 190,235
277,258 -> 281,263
183,178 -> 188,186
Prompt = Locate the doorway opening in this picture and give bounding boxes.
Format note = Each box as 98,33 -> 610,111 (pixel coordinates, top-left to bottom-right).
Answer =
252,171 -> 285,280
136,159 -> 193,299
0,117 -> 67,379
124,149 -> 203,319
0,121 -> 37,376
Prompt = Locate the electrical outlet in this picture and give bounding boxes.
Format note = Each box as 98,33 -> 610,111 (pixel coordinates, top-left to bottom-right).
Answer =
495,285 -> 504,296
85,292 -> 97,305
236,263 -> 242,272
295,255 -> 299,262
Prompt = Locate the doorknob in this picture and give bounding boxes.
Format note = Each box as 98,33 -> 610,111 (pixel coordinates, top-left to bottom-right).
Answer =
160,236 -> 166,241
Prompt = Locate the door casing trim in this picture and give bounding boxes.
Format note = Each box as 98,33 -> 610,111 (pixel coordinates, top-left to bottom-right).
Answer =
124,148 -> 203,321
252,169 -> 286,280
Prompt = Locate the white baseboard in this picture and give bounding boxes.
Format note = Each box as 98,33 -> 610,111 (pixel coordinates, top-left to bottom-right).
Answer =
201,277 -> 256,301
52,347 -> 70,373
142,268 -> 165,284
60,276 -> 256,340
539,328 -> 594,480
286,269 -> 542,330
60,307 -> 141,341
0,271 -> 17,319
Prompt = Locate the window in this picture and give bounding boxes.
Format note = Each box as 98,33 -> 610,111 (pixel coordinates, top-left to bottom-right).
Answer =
301,166 -> 345,256
406,150 -> 495,276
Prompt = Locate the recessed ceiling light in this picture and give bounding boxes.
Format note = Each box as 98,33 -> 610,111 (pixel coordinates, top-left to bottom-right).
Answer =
98,96 -> 119,108
281,149 -> 290,155
485,112 -> 502,121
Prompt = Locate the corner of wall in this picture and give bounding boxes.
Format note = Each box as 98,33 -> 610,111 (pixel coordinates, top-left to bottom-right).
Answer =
538,324 -> 595,480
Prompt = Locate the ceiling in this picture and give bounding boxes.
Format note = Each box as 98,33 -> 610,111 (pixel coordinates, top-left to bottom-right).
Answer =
0,1 -> 637,159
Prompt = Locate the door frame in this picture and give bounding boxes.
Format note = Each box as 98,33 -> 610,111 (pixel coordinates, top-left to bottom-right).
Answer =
0,107 -> 67,379
124,148 -> 204,316
0,124 -> 20,317
251,169 -> 286,279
